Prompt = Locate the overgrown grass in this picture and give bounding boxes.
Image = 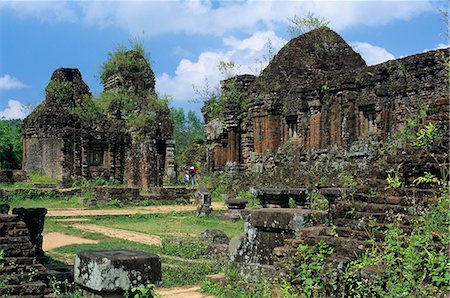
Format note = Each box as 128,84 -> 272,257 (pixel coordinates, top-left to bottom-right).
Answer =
1,189 -> 81,209
201,277 -> 272,297
85,211 -> 244,238
28,173 -> 59,184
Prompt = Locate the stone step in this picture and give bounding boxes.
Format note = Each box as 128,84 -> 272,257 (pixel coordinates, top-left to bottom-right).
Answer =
353,193 -> 439,206
353,212 -> 417,224
332,218 -> 413,234
351,201 -> 411,214
383,188 -> 439,199
273,245 -> 297,257
284,238 -> 304,246
301,236 -> 373,257
0,281 -> 47,296
299,226 -> 383,241
365,178 -> 389,187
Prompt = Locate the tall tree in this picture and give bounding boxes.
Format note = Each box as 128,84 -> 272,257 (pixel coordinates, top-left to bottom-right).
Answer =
0,120 -> 23,169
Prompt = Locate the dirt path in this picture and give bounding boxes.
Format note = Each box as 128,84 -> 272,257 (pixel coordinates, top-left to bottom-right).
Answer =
47,202 -> 226,217
45,203 -> 224,298
157,286 -> 215,298
43,232 -> 99,251
71,224 -> 162,246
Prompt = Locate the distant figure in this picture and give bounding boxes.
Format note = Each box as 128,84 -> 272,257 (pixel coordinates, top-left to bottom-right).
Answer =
184,170 -> 190,185
189,166 -> 197,185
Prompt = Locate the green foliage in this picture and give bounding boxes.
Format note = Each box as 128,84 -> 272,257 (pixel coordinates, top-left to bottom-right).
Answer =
108,199 -> 124,208
0,249 -> 5,289
311,191 -> 329,210
209,173 -> 242,202
126,284 -> 160,298
288,197 -> 296,209
203,92 -> 225,119
387,104 -> 441,153
164,261 -> 223,287
288,12 -> 330,37
28,173 -> 59,184
198,61 -> 246,119
161,236 -> 208,259
46,80 -> 73,106
99,41 -> 152,85
2,189 -> 67,203
338,172 -> 358,200
341,195 -> 450,296
201,277 -> 272,298
413,122 -> 438,148
222,77 -> 246,109
49,277 -> 81,297
413,171 -> 440,187
282,241 -> 334,297
386,171 -> 402,189
281,193 -> 450,297
171,108 -> 204,166
0,119 -> 23,169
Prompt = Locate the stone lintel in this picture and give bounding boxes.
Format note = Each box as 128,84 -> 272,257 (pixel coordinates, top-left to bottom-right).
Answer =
246,208 -> 327,232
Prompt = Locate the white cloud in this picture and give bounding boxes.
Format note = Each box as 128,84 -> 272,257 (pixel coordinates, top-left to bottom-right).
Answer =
2,1 -> 430,37
156,30 -> 286,102
423,43 -> 450,52
0,100 -> 28,119
0,75 -> 28,90
0,1 -> 78,23
350,42 -> 396,66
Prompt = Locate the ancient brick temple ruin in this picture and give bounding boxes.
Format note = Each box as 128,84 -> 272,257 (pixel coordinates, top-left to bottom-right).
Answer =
22,51 -> 175,189
203,27 -> 448,181
205,28 -> 448,282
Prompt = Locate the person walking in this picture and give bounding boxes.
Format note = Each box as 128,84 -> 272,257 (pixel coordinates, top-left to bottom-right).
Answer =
189,166 -> 197,185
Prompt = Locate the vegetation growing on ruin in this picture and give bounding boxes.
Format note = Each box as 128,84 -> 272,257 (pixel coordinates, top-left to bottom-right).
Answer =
287,12 -> 330,37
278,191 -> 450,297
99,42 -> 154,86
197,61 -> 247,120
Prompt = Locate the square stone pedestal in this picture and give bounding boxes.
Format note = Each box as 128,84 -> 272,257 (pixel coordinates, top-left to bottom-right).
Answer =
74,249 -> 161,297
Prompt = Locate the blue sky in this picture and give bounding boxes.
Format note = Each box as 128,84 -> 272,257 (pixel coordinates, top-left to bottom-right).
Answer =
0,0 -> 448,119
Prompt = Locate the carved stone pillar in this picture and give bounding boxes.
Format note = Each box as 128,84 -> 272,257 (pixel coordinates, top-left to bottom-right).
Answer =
308,99 -> 322,148
163,139 -> 176,184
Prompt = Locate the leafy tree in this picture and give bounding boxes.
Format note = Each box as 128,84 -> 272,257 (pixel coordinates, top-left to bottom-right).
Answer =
0,120 -> 23,169
171,108 -> 204,166
288,12 -> 330,38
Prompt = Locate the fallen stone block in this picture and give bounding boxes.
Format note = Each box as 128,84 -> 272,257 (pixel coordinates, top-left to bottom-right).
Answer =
74,249 -> 162,295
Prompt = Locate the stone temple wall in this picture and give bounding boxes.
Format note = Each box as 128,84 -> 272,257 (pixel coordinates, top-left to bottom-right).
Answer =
23,137 -> 64,180
203,28 -> 449,185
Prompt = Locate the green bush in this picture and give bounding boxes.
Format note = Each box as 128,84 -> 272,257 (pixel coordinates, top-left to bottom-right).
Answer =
108,199 -> 124,208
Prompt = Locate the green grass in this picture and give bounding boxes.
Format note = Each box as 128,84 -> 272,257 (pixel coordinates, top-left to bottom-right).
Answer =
45,217 -> 228,287
7,196 -> 81,209
84,210 -> 244,238
28,173 -> 59,184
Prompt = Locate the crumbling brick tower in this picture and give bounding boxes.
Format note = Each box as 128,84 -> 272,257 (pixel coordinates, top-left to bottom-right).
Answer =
22,51 -> 175,189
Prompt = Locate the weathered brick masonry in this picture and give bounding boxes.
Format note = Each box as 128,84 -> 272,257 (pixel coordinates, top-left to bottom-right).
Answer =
204,28 -> 448,183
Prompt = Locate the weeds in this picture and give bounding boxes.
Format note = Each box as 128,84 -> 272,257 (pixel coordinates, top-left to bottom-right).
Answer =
161,236 -> 208,259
